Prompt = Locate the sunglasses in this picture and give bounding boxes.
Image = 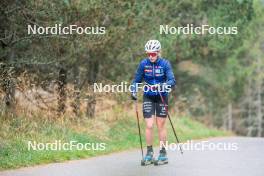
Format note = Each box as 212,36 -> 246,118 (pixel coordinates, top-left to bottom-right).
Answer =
147,52 -> 158,57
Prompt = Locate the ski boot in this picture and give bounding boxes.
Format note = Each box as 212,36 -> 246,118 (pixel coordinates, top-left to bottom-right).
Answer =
154,150 -> 168,166
141,150 -> 154,166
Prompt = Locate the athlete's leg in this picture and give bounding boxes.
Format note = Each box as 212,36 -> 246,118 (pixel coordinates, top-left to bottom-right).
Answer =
143,95 -> 155,147
156,117 -> 167,146
156,95 -> 168,148
142,95 -> 155,164
142,115 -> 155,164
155,116 -> 168,165
145,116 -> 155,146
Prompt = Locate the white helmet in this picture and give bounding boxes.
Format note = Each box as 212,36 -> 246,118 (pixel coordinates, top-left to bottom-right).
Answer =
145,40 -> 161,52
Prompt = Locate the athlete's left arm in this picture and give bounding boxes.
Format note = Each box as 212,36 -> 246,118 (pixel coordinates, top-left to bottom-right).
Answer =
165,60 -> 176,87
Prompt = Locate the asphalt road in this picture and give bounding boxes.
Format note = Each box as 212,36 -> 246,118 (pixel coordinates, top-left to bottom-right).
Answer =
1,137 -> 264,176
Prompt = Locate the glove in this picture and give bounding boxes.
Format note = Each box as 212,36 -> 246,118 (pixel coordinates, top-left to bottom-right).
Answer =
131,92 -> 137,100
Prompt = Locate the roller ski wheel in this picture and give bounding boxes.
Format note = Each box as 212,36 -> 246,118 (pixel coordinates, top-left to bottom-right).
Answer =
141,159 -> 153,166
141,152 -> 154,166
154,153 -> 168,166
154,159 -> 168,166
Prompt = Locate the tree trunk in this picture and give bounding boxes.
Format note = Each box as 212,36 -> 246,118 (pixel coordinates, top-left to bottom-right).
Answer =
1,47 -> 16,116
247,79 -> 253,137
256,59 -> 263,137
2,69 -> 16,116
86,94 -> 96,118
85,58 -> 99,118
71,66 -> 81,116
57,68 -> 67,116
228,103 -> 233,131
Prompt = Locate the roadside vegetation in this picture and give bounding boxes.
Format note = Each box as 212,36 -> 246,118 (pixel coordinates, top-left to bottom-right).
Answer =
0,102 -> 228,170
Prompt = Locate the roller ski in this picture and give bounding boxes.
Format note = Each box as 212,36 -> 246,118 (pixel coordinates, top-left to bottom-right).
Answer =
154,149 -> 168,166
141,149 -> 154,166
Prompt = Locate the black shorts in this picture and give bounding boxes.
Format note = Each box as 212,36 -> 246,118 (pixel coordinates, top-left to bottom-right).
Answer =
143,95 -> 168,118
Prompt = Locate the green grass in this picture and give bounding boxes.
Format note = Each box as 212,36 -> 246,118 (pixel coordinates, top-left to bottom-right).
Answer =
0,112 -> 230,170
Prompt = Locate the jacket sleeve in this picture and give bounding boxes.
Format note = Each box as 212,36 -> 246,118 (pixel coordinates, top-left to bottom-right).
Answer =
165,60 -> 176,87
131,61 -> 144,93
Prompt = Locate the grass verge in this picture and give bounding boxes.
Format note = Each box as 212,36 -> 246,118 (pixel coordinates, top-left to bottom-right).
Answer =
0,109 -> 230,170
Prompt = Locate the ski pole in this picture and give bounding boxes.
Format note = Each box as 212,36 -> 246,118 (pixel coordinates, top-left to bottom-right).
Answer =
158,91 -> 183,154
135,99 -> 144,160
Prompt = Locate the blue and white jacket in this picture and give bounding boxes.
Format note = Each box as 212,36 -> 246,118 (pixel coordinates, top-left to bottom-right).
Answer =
131,57 -> 176,97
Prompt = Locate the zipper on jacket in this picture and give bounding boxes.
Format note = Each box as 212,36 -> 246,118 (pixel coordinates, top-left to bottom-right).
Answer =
152,63 -> 156,85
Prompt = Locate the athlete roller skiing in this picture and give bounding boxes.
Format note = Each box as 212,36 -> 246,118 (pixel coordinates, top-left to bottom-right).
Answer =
131,40 -> 176,166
